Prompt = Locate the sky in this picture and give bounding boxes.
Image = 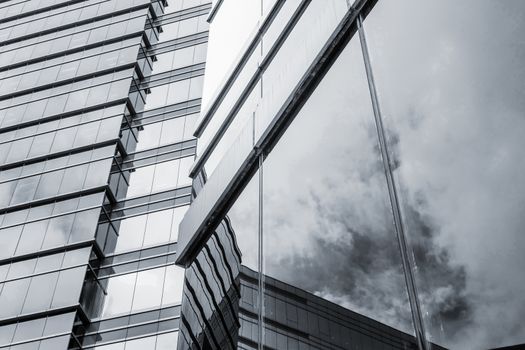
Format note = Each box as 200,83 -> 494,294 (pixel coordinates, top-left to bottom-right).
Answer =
204,0 -> 525,348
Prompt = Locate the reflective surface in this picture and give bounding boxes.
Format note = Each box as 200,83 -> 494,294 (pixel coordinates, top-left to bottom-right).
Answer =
364,1 -> 525,348
114,206 -> 187,253
261,37 -> 414,338
124,156 -> 194,199
101,265 -> 185,318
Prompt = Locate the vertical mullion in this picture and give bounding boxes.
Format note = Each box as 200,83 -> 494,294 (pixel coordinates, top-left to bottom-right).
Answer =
357,13 -> 429,350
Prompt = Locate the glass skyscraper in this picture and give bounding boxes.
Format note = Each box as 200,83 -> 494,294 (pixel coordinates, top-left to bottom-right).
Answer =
0,0 -> 210,348
1,1 -> 525,350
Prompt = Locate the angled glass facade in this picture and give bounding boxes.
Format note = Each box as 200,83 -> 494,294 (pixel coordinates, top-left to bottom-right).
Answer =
176,0 -> 525,350
0,0 -> 210,349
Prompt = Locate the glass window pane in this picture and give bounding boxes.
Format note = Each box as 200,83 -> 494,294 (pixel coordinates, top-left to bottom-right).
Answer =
151,160 -> 180,193
43,214 -> 75,249
0,323 -> 16,347
22,272 -> 58,314
176,156 -> 193,188
0,226 -> 23,259
7,258 -> 37,280
16,221 -> 47,256
69,208 -> 100,243
169,206 -> 187,242
124,335 -> 156,350
39,335 -> 70,350
126,165 -> 155,198
259,35 -> 414,348
142,209 -> 173,247
155,331 -> 178,350
135,122 -> 162,151
131,267 -> 165,312
159,117 -> 184,146
0,278 -> 30,318
12,317 -> 46,342
114,214 -> 147,253
43,312 -> 76,336
51,266 -> 86,308
34,253 -> 63,274
102,273 -> 137,317
162,265 -> 184,306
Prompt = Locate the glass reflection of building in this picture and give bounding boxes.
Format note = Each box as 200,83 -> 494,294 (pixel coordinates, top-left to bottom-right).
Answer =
175,1 -> 525,350
0,0 -> 210,349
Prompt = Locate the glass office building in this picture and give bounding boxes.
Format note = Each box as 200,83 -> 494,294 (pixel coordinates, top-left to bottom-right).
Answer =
175,0 -> 525,350
0,0 -> 210,349
1,1 -> 524,350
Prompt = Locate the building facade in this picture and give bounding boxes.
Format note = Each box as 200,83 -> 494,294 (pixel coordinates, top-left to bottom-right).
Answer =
175,0 -> 525,350
0,0 -> 210,349
1,1 -> 525,350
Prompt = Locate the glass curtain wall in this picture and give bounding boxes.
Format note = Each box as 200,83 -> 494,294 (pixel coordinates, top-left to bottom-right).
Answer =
362,1 -> 525,349
182,0 -> 525,349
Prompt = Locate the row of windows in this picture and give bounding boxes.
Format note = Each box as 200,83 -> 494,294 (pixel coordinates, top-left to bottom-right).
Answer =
0,75 -> 132,130
0,157 -> 112,209
113,206 -> 186,254
90,331 -> 178,350
158,14 -> 208,44
144,76 -> 203,111
0,145 -> 114,183
100,265 -> 184,318
164,0 -> 208,14
0,312 -> 75,348
239,316 -> 323,350
0,0 -> 150,44
0,207 -> 100,261
0,104 -> 123,142
0,0 -> 72,21
0,192 -> 103,229
3,334 -> 71,350
84,304 -> 180,337
0,115 -> 121,167
0,44 -> 139,98
104,189 -> 191,230
123,156 -> 193,199
0,5 -> 147,55
0,0 -> 107,42
124,139 -> 196,172
0,247 -> 91,283
0,9 -> 149,68
0,37 -> 140,82
151,43 -> 207,75
0,69 -> 131,110
99,243 -> 177,279
134,113 -> 197,152
0,265 -> 86,319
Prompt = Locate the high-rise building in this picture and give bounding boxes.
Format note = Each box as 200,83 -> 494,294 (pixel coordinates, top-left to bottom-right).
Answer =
0,0 -> 211,349
1,1 -> 525,350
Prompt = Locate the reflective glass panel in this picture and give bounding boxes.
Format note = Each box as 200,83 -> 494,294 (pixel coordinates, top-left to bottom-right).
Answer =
365,1 -> 525,348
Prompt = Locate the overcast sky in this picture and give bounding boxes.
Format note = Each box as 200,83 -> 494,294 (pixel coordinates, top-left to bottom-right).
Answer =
209,1 -> 525,349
